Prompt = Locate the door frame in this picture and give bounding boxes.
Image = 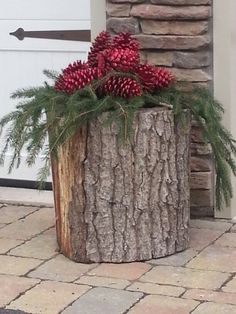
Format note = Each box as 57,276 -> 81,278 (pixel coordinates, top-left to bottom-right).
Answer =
214,0 -> 236,219
91,0 -> 106,40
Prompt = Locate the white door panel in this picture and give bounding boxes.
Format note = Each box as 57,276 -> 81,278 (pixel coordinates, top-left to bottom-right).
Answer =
0,50 -> 88,115
0,0 -> 91,182
0,50 -> 88,181
0,0 -> 90,21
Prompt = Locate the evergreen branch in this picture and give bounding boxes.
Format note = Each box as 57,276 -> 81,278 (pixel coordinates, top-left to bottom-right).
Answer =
43,69 -> 60,81
183,87 -> 236,210
115,101 -> 128,141
1,77 -> 236,212
11,87 -> 45,99
36,155 -> 51,189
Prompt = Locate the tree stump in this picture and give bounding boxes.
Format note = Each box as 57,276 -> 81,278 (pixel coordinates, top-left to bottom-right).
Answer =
51,108 -> 191,263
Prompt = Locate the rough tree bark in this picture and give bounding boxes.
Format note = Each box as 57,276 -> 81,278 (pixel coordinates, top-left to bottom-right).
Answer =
51,108 -> 191,263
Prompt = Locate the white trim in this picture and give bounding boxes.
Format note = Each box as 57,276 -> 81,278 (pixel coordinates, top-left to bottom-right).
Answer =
214,0 -> 236,219
90,0 -> 106,40
0,187 -> 53,206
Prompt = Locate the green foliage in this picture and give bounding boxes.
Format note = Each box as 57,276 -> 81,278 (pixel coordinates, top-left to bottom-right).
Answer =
153,86 -> 236,210
0,71 -> 148,188
0,71 -> 236,211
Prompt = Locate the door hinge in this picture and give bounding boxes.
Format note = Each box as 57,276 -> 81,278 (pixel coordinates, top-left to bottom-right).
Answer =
10,28 -> 91,42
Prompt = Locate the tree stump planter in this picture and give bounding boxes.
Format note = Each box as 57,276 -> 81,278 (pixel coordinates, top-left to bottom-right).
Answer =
51,107 -> 191,263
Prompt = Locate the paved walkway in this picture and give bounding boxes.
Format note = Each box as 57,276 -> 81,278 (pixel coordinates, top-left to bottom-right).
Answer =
0,203 -> 236,314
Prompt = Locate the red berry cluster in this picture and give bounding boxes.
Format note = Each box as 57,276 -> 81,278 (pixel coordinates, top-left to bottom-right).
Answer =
54,31 -> 174,97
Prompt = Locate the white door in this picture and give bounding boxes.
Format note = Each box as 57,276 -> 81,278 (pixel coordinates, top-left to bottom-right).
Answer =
0,0 -> 91,182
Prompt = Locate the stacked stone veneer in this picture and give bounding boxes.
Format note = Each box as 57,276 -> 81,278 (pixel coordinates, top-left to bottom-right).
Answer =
106,0 -> 214,216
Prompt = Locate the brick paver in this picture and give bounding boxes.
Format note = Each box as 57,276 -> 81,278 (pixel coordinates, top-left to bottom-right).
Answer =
128,295 -> 199,314
191,302 -> 236,313
0,255 -> 42,276
148,248 -> 197,266
0,205 -> 37,224
231,225 -> 236,232
0,238 -> 23,254
7,281 -> 90,314
88,263 -> 151,280
0,208 -> 54,240
0,275 -> 40,307
43,227 -> 56,236
0,203 -> 235,314
127,282 -> 185,297
8,232 -> 57,259
140,265 -> 229,289
76,276 -> 130,289
189,228 -> 223,251
190,219 -> 232,231
183,288 -> 236,305
214,232 -> 236,247
28,254 -> 96,282
222,275 -> 236,293
0,309 -> 28,314
62,287 -> 142,314
187,245 -> 236,272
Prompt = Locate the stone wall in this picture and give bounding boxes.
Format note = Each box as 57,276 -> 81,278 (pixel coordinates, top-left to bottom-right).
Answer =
106,0 -> 214,217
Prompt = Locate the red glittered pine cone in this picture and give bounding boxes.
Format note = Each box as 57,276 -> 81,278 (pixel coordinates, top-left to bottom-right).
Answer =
103,76 -> 142,98
103,48 -> 139,72
112,32 -> 139,52
97,53 -> 107,78
62,60 -> 88,76
88,31 -> 111,67
55,67 -> 97,94
134,64 -> 157,92
154,68 -> 175,88
135,65 -> 175,92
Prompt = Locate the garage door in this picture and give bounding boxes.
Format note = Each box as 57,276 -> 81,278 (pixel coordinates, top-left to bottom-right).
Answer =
0,0 -> 91,183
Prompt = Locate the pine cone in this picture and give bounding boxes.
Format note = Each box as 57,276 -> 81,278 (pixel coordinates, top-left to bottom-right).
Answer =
103,48 -> 139,72
103,76 -> 142,98
62,61 -> 88,76
55,68 -> 97,94
88,31 -> 111,67
112,32 -> 139,52
135,65 -> 174,92
134,64 -> 157,92
154,68 -> 174,88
